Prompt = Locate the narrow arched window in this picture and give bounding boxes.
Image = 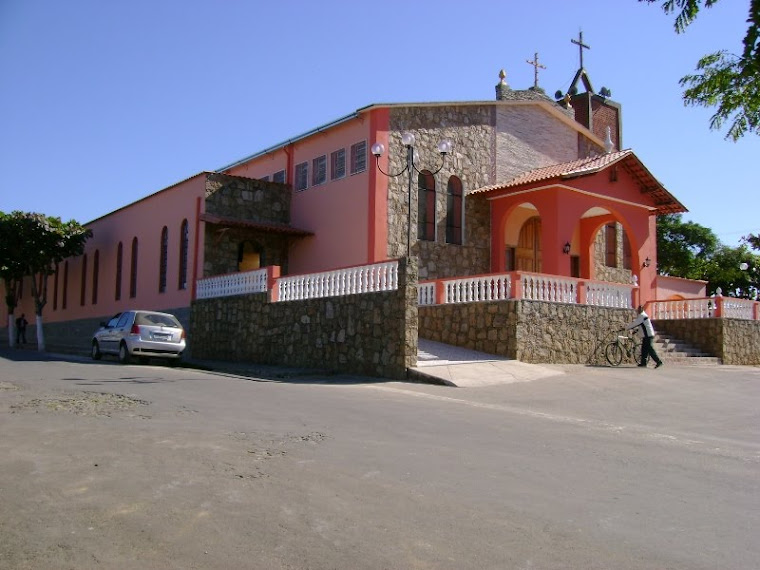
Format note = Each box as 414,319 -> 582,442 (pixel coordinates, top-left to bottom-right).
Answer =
92,250 -> 99,305
53,264 -> 59,311
80,254 -> 88,306
178,219 -> 188,290
62,261 -> 69,310
446,176 -> 463,245
115,242 -> 123,301
159,226 -> 168,293
417,170 -> 436,241
130,237 -> 138,298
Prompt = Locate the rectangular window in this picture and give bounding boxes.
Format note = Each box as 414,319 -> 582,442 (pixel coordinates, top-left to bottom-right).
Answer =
331,148 -> 346,180
350,141 -> 367,175
273,170 -> 286,184
312,155 -> 327,186
605,224 -> 617,267
53,264 -> 59,311
295,162 -> 308,191
570,255 -> 581,278
80,254 -> 87,306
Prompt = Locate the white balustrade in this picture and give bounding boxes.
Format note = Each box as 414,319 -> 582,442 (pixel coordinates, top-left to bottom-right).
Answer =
649,299 -> 714,320
418,282 -> 436,306
196,268 -> 269,299
442,274 -> 512,304
721,298 -> 755,320
586,282 -> 634,308
277,260 -> 398,302
521,274 -> 577,304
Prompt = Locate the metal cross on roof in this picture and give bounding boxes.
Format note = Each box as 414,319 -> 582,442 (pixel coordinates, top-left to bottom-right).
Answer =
525,52 -> 546,88
571,30 -> 590,69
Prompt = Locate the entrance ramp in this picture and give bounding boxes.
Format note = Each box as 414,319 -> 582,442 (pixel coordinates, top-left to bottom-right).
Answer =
409,339 -> 565,387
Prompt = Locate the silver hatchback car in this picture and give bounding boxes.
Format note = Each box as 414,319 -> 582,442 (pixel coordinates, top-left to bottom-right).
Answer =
91,310 -> 186,364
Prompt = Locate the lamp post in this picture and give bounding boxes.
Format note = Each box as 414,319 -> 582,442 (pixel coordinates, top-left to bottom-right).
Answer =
371,132 -> 452,258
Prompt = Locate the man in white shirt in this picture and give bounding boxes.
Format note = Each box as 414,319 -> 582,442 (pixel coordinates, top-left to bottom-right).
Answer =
627,305 -> 664,368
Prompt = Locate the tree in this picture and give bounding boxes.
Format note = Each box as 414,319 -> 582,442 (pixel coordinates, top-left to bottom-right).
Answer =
0,212 -> 26,346
641,0 -> 760,140
656,213 -> 719,278
0,211 -> 92,351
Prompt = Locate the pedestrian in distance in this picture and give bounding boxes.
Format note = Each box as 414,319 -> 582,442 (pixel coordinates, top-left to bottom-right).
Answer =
15,313 -> 28,345
627,305 -> 663,368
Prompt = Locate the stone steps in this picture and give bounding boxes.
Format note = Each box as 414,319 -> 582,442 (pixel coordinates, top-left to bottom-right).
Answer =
653,334 -> 722,366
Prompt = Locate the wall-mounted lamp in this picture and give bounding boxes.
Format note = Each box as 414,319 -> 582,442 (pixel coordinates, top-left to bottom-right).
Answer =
643,257 -> 651,268
562,242 -> 571,255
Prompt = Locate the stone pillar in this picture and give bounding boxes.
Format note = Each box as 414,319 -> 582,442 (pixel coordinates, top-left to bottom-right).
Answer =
399,256 -> 419,370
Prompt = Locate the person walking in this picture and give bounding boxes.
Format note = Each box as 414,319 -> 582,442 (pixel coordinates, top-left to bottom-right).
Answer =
627,305 -> 663,368
15,313 -> 28,345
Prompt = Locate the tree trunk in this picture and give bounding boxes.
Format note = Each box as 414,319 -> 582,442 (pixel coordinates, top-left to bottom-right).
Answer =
35,313 -> 45,352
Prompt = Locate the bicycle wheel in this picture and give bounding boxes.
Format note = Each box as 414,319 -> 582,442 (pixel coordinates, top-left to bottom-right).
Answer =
605,342 -> 624,366
631,339 -> 643,365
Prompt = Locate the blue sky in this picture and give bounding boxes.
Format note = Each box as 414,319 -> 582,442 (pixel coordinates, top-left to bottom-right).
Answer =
1,0 -> 757,247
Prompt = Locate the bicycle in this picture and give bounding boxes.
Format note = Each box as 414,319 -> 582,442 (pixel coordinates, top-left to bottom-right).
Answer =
605,330 -> 643,366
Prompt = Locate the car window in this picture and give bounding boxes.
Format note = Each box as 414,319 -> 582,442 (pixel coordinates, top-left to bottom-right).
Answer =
135,312 -> 181,328
116,313 -> 131,328
107,314 -> 121,328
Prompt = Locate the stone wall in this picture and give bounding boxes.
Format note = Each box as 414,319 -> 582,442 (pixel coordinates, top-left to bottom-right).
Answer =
419,300 -> 637,365
594,222 -> 634,284
189,260 -> 418,380
387,106 -> 493,280
656,318 -> 760,365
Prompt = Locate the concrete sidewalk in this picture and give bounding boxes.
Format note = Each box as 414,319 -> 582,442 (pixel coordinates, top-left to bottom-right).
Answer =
410,339 -> 566,387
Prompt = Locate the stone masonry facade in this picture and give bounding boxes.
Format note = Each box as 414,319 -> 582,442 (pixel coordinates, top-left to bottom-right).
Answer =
656,318 -> 760,365
190,259 -> 418,380
203,173 -> 292,277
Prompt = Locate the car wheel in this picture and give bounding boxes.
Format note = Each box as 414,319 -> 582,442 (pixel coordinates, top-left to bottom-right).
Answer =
91,341 -> 102,361
118,342 -> 131,364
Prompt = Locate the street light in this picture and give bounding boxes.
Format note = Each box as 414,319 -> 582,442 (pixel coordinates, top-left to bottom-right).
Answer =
371,132 -> 453,258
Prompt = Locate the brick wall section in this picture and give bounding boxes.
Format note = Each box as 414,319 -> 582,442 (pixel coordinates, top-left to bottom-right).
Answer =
189,259 -> 418,380
420,300 -> 637,365
656,318 -> 760,365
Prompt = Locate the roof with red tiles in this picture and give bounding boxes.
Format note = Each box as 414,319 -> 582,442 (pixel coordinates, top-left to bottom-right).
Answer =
469,150 -> 687,215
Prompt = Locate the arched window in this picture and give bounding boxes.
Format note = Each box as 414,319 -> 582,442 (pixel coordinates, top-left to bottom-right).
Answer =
62,261 -> 69,310
178,219 -> 188,290
53,263 -> 59,311
417,170 -> 436,241
238,241 -> 264,272
446,176 -> 463,245
92,250 -> 99,305
130,237 -> 138,299
115,242 -> 123,301
80,254 -> 88,306
159,226 -> 168,293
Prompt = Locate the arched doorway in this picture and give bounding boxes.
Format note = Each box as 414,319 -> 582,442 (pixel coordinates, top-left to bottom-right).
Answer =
516,216 -> 542,272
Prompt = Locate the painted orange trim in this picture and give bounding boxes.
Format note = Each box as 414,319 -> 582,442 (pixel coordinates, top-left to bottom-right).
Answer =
367,108 -> 390,262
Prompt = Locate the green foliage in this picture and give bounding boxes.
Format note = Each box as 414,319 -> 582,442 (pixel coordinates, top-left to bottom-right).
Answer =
656,214 -> 759,297
0,211 -> 92,315
641,0 -> 760,140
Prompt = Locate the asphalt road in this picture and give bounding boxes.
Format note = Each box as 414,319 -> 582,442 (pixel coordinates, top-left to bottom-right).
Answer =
1,350 -> 758,569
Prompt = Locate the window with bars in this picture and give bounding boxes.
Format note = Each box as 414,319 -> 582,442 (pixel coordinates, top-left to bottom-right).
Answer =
446,176 -> 463,245
312,155 -> 327,186
331,148 -> 346,180
417,170 -> 436,241
159,226 -> 168,293
295,162 -> 308,191
350,141 -> 367,175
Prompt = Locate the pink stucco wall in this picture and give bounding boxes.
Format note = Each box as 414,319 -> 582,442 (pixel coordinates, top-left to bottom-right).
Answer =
655,275 -> 708,299
226,116 -> 375,274
2,175 -> 206,326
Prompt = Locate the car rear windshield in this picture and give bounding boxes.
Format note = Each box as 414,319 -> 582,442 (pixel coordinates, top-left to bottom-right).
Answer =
135,312 -> 181,328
